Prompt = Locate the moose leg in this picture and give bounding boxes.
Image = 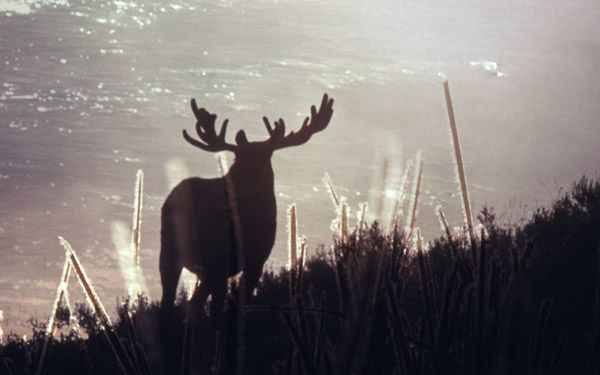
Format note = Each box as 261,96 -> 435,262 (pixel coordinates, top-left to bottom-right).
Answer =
241,264 -> 263,300
189,281 -> 210,317
158,235 -> 183,372
210,280 -> 227,315
159,248 -> 182,332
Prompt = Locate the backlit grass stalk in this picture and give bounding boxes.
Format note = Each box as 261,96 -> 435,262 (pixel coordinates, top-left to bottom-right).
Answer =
180,277 -> 199,375
288,204 -> 298,271
46,250 -> 73,336
356,203 -> 368,233
322,173 -> 340,209
375,156 -> 389,219
416,229 -> 435,344
37,251 -> 78,375
217,154 -> 245,375
113,221 -> 147,300
59,236 -> 111,329
130,169 -> 143,265
288,204 -> 298,298
443,81 -> 475,244
388,162 -> 412,235
58,236 -> 137,375
217,155 -> 244,272
340,202 -> 349,244
435,205 -> 453,240
296,238 -> 306,296
475,227 -> 487,372
0,310 -> 3,345
406,151 -> 424,242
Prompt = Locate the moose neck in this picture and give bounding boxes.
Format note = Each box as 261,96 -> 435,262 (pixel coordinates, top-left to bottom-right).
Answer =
227,156 -> 275,197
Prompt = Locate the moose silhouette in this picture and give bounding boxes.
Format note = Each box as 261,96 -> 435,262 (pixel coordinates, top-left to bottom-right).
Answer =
159,93 -> 334,323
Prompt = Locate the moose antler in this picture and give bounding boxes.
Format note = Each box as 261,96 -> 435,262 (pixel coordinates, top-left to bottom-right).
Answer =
182,98 -> 237,152
263,93 -> 334,150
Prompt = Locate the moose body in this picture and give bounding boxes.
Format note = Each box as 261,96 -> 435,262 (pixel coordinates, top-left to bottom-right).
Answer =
159,94 -> 334,323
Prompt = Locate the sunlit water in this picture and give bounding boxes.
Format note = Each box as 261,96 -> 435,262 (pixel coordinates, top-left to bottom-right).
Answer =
1,0 -> 600,333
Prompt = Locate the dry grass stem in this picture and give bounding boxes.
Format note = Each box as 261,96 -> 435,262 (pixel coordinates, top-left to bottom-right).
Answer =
322,173 -> 340,209
416,228 -> 425,253
340,202 -> 349,243
37,251 -> 74,375
375,156 -> 390,219
59,237 -> 112,328
388,161 -> 412,235
287,204 -> 298,271
46,251 -> 72,336
357,203 -> 368,232
217,155 -> 243,256
131,169 -> 143,265
112,221 -> 147,299
217,154 -> 245,374
443,80 -> 475,244
406,151 -> 424,242
58,237 -> 137,375
435,205 -> 453,240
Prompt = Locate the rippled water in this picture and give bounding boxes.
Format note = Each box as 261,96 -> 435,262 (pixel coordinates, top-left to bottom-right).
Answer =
1,0 -> 600,333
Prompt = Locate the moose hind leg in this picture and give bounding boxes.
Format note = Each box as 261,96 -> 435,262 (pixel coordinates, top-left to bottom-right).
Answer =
159,245 -> 182,332
241,264 -> 263,300
189,280 -> 210,317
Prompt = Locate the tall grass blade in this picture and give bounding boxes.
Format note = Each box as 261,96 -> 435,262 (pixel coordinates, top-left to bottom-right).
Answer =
280,311 -> 316,374
59,236 -> 111,323
322,173 -> 340,209
131,169 -> 143,265
476,227 -> 487,373
386,285 -> 415,373
312,293 -> 326,372
217,154 -> 244,272
435,205 -> 453,240
296,238 -> 306,296
288,204 -> 298,271
340,202 -> 349,243
416,229 -> 435,349
357,203 -> 368,232
58,236 -> 137,375
0,309 -> 3,345
443,80 -> 475,244
375,156 -> 389,220
46,250 -> 72,336
294,295 -> 311,367
406,151 -> 424,242
288,204 -> 298,298
37,250 -> 78,375
112,221 -> 147,299
388,161 -> 412,235
217,154 -> 245,375
590,245 -> 600,373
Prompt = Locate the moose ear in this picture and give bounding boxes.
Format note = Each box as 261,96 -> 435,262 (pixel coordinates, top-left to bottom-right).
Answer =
235,130 -> 249,146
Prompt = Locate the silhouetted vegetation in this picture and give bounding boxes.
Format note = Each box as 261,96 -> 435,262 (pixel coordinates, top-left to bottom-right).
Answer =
1,177 -> 599,374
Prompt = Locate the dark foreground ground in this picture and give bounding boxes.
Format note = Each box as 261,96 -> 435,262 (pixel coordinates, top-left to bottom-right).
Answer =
1,177 -> 600,375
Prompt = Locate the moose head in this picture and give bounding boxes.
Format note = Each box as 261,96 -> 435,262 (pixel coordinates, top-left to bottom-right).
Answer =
159,94 -> 334,325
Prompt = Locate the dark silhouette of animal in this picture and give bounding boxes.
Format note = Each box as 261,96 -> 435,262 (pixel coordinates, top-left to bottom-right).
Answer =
160,94 -> 334,322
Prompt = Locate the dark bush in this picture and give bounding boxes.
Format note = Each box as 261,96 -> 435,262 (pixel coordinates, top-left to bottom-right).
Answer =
2,177 -> 599,374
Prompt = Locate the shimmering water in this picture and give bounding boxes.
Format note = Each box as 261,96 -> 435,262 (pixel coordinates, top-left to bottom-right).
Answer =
1,0 -> 600,333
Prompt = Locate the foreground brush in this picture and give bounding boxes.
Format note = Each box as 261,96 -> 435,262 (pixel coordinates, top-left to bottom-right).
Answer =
2,178 -> 599,374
